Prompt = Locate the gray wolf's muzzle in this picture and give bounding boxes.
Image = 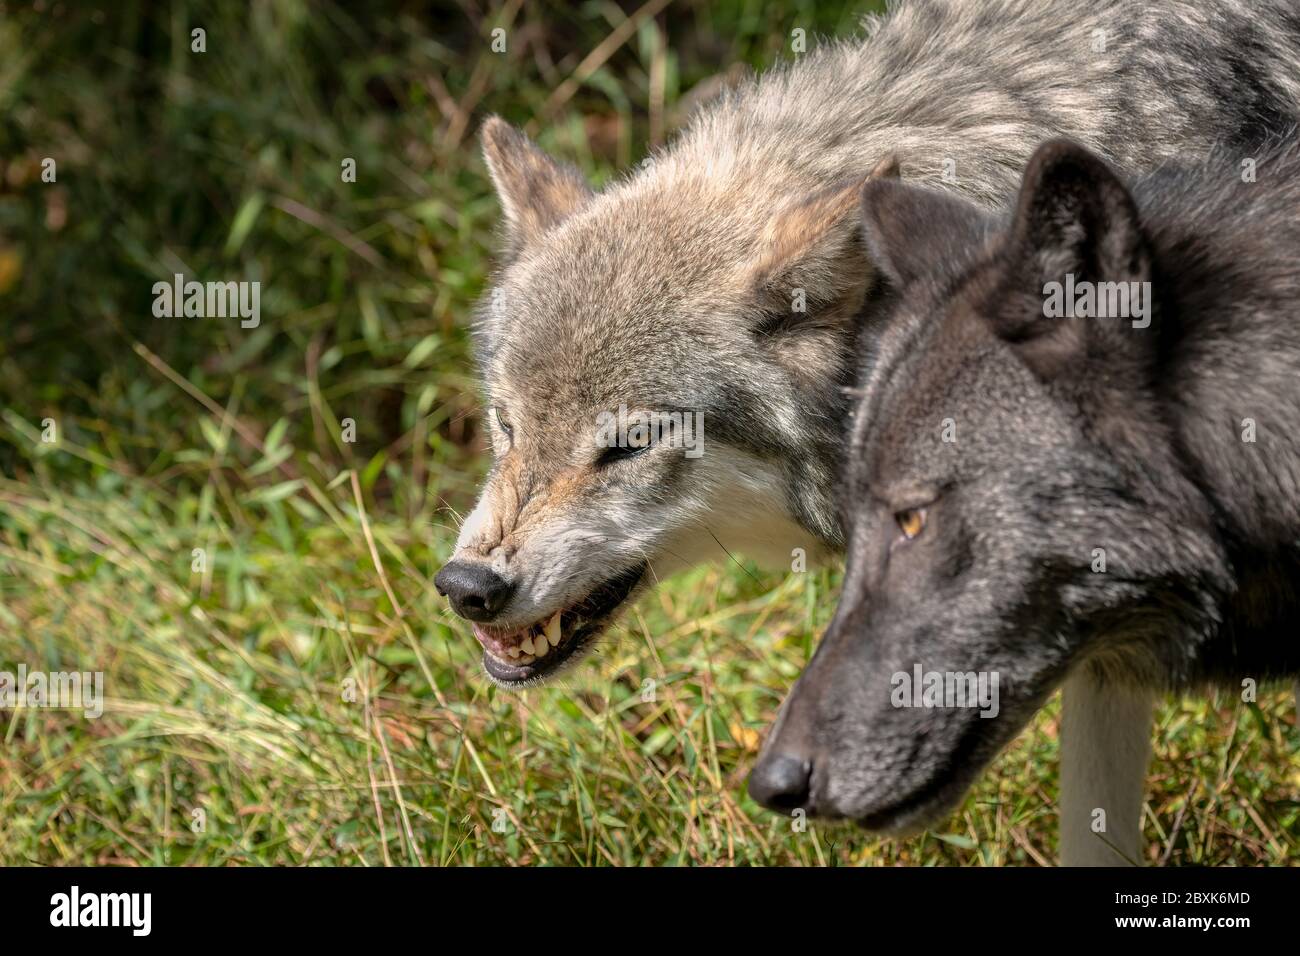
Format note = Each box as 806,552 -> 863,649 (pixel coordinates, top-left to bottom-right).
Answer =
434,560 -> 515,623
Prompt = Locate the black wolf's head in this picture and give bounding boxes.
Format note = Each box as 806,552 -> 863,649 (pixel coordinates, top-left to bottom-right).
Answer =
750,140 -> 1231,830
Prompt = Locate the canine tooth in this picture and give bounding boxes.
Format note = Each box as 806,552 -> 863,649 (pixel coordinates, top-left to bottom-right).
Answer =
545,611 -> 562,647
521,636 -> 535,655
533,634 -> 549,658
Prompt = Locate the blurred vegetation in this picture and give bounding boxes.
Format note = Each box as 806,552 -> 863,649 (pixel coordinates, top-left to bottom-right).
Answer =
0,0 -> 1295,866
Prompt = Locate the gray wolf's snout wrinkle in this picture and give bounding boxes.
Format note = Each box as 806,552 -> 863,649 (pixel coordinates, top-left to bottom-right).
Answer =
434,561 -> 515,622
748,753 -> 812,814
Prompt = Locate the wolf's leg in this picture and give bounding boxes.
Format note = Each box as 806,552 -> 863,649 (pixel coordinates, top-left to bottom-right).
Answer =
1059,672 -> 1153,866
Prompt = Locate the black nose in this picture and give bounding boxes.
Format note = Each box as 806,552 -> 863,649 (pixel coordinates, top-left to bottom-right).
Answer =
434,561 -> 516,622
748,753 -> 812,813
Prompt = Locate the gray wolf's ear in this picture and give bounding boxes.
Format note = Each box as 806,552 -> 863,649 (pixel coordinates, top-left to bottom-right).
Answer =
859,178 -> 987,289
747,175 -> 869,297
868,153 -> 901,180
1007,139 -> 1148,295
481,116 -> 593,257
748,157 -> 899,295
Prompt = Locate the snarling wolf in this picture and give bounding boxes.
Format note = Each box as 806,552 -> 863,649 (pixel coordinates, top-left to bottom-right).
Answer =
434,0 -> 1300,861
750,135 -> 1300,862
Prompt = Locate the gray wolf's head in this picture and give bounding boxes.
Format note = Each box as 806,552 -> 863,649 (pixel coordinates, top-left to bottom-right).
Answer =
436,119 -> 892,687
750,140 -> 1229,830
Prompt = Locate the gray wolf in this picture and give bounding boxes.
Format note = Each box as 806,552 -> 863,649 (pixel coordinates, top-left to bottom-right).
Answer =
748,136 -> 1300,864
434,0 -> 1300,862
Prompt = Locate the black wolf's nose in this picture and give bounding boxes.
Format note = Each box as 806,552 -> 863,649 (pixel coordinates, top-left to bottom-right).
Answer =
434,561 -> 516,622
748,753 -> 812,813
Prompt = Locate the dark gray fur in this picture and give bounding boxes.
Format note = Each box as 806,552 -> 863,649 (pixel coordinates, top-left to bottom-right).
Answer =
757,135 -> 1300,831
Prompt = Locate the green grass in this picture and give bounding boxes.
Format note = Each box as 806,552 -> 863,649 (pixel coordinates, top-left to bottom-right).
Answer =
1,1 -> 1296,866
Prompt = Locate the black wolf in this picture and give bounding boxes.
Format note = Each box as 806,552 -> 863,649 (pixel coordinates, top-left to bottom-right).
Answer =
749,136 -> 1300,864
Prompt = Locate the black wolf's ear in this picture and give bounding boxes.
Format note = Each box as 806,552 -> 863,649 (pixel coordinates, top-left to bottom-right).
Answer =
859,179 -> 988,289
481,116 -> 593,257
988,140 -> 1152,377
1007,139 -> 1148,296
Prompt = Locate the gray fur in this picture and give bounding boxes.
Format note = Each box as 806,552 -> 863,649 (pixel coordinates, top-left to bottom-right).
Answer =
755,136 -> 1300,833
443,0 -> 1300,689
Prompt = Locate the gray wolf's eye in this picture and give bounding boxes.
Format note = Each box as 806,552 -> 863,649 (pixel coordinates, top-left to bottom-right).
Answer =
595,441 -> 651,468
491,406 -> 513,439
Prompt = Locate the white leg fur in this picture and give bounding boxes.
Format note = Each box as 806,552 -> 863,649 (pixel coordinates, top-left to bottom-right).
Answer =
1059,671 -> 1154,866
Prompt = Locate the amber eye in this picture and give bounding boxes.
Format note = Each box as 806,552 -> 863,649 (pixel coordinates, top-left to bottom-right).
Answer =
895,507 -> 926,541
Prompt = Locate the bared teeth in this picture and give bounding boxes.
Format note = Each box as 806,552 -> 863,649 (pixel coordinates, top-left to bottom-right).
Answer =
499,612 -> 565,665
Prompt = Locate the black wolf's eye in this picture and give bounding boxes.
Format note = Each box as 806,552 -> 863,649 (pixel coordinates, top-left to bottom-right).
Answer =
895,507 -> 926,541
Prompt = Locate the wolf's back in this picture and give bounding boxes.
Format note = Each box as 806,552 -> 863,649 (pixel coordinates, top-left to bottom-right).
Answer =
667,0 -> 1300,205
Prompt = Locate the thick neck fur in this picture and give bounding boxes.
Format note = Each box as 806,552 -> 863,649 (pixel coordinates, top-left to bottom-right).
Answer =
646,0 -> 1300,210
594,0 -> 1300,547
1139,145 -> 1300,545
1121,142 -> 1300,677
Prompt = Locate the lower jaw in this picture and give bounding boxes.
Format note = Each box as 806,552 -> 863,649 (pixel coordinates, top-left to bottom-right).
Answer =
852,721 -> 994,833
478,563 -> 646,688
481,622 -> 596,686
790,771 -> 965,836
854,781 -> 963,835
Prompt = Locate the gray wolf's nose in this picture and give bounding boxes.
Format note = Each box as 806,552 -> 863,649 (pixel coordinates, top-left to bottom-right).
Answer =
434,561 -> 516,623
748,753 -> 812,813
